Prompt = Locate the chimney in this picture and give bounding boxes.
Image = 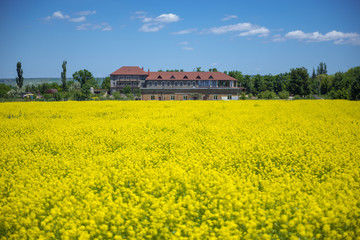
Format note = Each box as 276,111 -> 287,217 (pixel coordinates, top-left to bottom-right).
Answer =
142,67 -> 144,70
148,69 -> 150,75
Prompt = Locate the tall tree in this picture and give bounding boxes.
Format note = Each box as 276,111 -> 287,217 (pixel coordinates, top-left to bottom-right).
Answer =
101,77 -> 111,92
316,62 -> 327,75
345,66 -> 360,100
312,68 -> 316,80
72,69 -> 94,88
288,67 -> 310,96
61,61 -> 67,91
16,61 -> 24,89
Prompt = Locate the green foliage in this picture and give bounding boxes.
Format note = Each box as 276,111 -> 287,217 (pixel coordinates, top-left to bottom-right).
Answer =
288,67 -> 310,96
316,62 -> 327,75
101,77 -> 111,92
122,86 -> 132,95
278,90 -> 290,99
208,68 -> 218,72
258,90 -> 277,99
72,69 -> 94,88
328,89 -> 348,99
112,92 -> 123,100
61,61 -> 67,91
16,62 -> 24,89
0,84 -> 11,98
345,67 -> 360,100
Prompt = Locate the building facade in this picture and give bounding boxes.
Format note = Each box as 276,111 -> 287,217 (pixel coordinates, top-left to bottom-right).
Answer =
110,66 -> 243,100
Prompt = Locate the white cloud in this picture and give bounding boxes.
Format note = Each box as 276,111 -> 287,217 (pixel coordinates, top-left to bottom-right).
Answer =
179,41 -> 189,45
76,23 -> 91,30
238,27 -> 269,37
178,41 -> 193,50
172,28 -> 197,35
154,13 -> 180,23
69,16 -> 86,23
285,30 -> 360,45
135,12 -> 180,32
182,46 -> 194,51
140,23 -> 164,32
45,11 -> 70,20
222,15 -> 238,21
76,22 -> 112,31
77,10 -> 96,16
208,22 -> 270,37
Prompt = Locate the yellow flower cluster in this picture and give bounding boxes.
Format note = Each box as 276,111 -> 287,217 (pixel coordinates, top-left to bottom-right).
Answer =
1,100 -> 360,239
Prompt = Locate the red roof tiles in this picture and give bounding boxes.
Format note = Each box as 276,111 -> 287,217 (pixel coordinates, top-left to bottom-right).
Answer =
146,72 -> 236,81
111,66 -> 148,75
110,66 -> 237,81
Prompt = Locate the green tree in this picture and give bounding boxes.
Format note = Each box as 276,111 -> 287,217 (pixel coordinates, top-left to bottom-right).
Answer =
0,84 -> 11,98
345,66 -> 360,100
16,61 -> 24,89
101,77 -> 111,92
316,62 -> 327,75
61,61 -> 67,91
253,75 -> 266,94
288,67 -> 310,96
73,69 -> 94,88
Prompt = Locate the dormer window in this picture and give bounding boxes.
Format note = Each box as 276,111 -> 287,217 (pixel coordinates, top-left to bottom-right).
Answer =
157,75 -> 162,79
209,75 -> 214,79
170,75 -> 175,79
196,75 -> 201,79
183,75 -> 188,79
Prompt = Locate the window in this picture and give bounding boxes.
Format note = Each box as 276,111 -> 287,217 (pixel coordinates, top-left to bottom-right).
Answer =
227,95 -> 232,100
180,81 -> 183,86
175,82 -> 178,86
161,81 -> 165,86
157,75 -> 162,79
154,82 -> 158,87
192,81 -> 195,86
151,95 -> 155,100
214,95 -> 218,100
183,95 -> 188,100
148,82 -> 152,87
167,82 -> 170,86
171,95 -> 175,100
183,75 -> 188,79
209,75 -> 214,79
187,81 -> 191,86
170,75 -> 175,79
196,75 -> 201,79
171,82 -> 174,86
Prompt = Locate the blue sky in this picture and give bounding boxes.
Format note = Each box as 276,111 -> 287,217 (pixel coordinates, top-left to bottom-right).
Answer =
0,0 -> 359,78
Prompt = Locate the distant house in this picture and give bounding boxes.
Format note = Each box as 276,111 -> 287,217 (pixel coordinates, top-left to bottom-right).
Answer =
22,93 -> 34,99
110,66 -> 244,100
46,89 -> 58,94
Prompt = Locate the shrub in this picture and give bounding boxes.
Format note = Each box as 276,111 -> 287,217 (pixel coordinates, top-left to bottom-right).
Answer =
258,90 -> 277,99
278,90 -> 289,99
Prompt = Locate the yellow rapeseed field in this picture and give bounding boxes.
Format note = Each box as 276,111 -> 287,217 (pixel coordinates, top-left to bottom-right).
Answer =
1,100 -> 360,240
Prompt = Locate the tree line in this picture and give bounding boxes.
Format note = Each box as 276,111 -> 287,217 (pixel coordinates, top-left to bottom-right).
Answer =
226,62 -> 360,100
0,61 -> 359,101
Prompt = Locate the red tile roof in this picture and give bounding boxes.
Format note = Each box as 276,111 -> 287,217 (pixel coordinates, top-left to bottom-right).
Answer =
146,72 -> 236,81
110,66 -> 237,81
111,66 -> 148,75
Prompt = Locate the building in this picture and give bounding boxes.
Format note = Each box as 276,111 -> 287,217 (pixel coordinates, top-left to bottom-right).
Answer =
110,66 -> 243,100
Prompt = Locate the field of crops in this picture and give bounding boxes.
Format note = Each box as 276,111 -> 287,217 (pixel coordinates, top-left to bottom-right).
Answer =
1,100 -> 360,239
